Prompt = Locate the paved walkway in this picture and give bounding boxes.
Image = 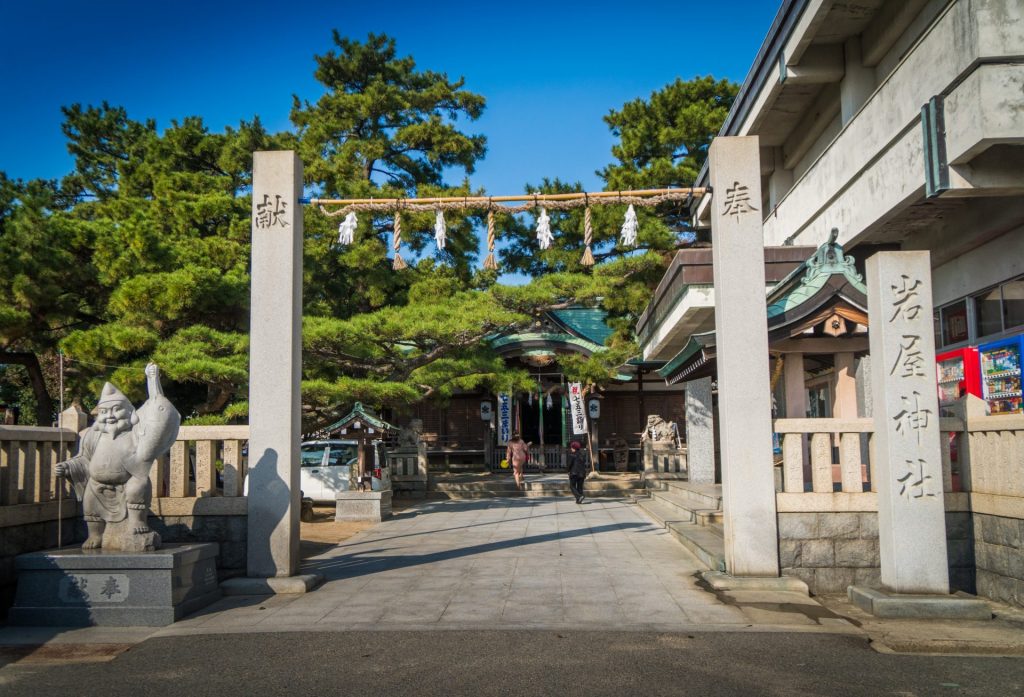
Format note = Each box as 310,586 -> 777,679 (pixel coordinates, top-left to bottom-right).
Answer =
159,496 -> 846,635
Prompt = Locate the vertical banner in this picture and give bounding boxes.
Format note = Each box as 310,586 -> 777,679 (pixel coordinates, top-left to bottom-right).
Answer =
497,393 -> 512,445
568,382 -> 588,435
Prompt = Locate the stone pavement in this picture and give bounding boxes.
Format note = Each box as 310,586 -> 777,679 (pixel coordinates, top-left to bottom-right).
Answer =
3,493 -> 1023,659
155,495 -> 850,635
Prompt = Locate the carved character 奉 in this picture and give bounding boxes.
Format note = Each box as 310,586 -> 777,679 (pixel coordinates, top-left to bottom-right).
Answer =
56,363 -> 181,551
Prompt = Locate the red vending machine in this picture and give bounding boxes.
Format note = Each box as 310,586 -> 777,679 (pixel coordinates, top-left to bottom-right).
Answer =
936,347 -> 982,414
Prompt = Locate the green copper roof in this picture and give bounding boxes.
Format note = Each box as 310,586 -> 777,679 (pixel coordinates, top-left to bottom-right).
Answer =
490,332 -> 605,354
549,308 -> 615,346
656,332 -> 716,380
765,230 -> 867,320
659,233 -> 866,385
326,401 -> 397,433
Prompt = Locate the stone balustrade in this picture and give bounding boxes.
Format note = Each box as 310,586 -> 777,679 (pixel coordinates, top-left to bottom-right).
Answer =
0,425 -> 77,506
164,425 -> 250,498
957,414 -> 1024,499
774,418 -> 874,495
0,423 -> 251,507
772,417 -> 967,498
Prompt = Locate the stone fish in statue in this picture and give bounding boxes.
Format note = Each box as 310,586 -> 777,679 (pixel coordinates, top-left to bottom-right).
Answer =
56,363 -> 181,552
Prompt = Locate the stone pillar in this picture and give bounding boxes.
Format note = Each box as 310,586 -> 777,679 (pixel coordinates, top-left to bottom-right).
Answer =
58,404 -> 88,433
684,377 -> 715,484
783,353 -> 809,485
855,356 -> 873,417
248,151 -> 303,579
708,136 -> 780,577
417,440 -> 428,479
866,252 -> 948,594
832,352 -> 858,418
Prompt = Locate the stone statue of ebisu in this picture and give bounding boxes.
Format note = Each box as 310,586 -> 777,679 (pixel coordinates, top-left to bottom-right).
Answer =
56,363 -> 181,552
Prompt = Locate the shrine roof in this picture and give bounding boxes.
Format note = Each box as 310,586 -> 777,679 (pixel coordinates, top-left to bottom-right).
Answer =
657,234 -> 868,385
324,401 -> 398,434
548,308 -> 615,346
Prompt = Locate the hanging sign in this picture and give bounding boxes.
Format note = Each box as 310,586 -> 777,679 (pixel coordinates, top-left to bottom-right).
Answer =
497,394 -> 512,445
568,383 -> 588,435
480,400 -> 493,421
587,398 -> 601,420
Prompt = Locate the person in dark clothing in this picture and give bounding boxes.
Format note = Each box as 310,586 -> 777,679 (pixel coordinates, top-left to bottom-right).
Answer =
567,440 -> 589,504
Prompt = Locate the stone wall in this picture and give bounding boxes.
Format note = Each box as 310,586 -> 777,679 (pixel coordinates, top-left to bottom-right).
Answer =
1,497 -> 247,617
778,511 -> 976,595
0,503 -> 79,616
147,514 -> 247,577
779,512 -> 880,593
148,497 -> 247,578
974,513 -> 1024,607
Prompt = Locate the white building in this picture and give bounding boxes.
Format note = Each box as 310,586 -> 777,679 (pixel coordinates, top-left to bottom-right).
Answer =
638,0 -> 1024,604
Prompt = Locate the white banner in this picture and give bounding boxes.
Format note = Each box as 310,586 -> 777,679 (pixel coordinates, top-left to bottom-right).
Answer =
568,382 -> 588,435
497,393 -> 512,445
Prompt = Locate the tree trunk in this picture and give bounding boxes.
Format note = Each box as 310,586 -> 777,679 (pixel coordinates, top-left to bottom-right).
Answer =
1,351 -> 55,425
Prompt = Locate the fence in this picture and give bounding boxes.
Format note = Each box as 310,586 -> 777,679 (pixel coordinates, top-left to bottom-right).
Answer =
0,424 -> 250,507
772,413 -> 1018,498
0,426 -> 77,505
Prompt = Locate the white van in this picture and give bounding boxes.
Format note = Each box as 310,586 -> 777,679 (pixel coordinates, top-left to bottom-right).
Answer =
299,439 -> 390,502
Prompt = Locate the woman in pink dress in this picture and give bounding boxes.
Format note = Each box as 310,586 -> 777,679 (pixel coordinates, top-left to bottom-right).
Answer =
506,433 -> 530,490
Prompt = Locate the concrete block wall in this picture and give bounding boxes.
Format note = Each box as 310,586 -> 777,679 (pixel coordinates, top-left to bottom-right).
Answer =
148,514 -> 247,578
778,511 -> 976,595
974,513 -> 1024,607
0,513 -> 79,616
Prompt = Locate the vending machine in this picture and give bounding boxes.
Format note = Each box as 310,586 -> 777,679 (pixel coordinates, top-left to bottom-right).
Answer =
978,336 -> 1024,415
935,347 -> 982,414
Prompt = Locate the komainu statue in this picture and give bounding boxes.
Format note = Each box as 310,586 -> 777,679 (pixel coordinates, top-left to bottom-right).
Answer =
56,363 -> 181,552
641,414 -> 680,447
397,418 -> 423,449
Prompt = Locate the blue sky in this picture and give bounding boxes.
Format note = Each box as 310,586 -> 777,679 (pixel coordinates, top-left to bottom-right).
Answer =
2,0 -> 779,187
2,0 -> 779,276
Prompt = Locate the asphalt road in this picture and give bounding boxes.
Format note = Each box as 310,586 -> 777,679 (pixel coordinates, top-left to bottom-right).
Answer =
1,630 -> 1022,697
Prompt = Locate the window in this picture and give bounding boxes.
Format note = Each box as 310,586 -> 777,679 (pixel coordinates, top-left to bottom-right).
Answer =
940,300 -> 969,346
1003,279 -> 1024,331
327,444 -> 358,466
973,276 -> 1024,340
975,287 -> 1003,337
300,446 -> 326,467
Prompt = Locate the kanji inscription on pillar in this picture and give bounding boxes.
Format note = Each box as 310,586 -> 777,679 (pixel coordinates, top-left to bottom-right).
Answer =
254,193 -> 289,229
867,251 -> 948,594
721,181 -> 759,219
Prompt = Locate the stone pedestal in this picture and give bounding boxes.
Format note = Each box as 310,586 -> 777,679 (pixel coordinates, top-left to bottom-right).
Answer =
336,490 -> 392,523
390,444 -> 428,498
642,441 -> 686,474
9,543 -> 220,627
848,586 -> 990,620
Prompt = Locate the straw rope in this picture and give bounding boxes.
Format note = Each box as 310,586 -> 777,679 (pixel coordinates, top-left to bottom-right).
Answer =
580,206 -> 595,267
317,190 -> 694,217
483,207 -> 498,270
392,210 -> 406,270
314,189 -> 696,271
770,353 -> 785,391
